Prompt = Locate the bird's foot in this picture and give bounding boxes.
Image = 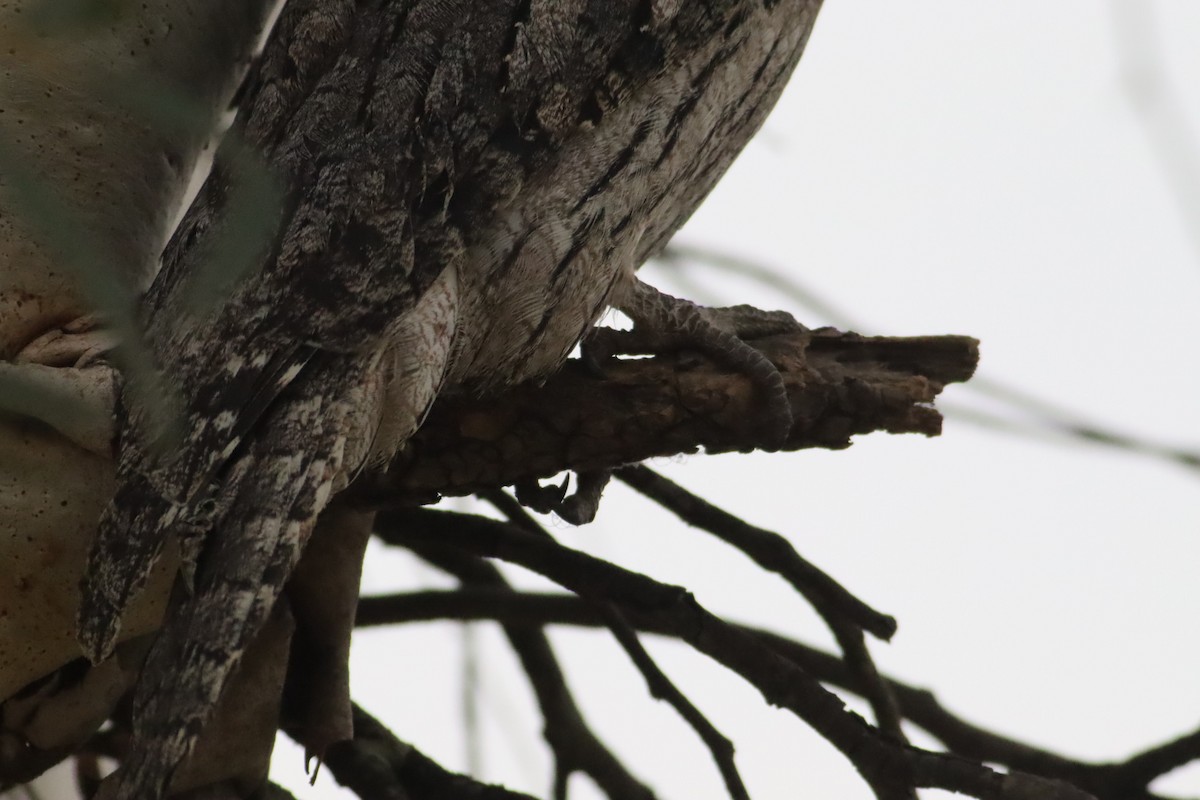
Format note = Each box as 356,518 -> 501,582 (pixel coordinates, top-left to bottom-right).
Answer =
515,469 -> 613,525
587,280 -> 803,450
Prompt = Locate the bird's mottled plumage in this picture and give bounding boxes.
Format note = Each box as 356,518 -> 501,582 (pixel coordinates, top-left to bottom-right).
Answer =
78,0 -> 823,796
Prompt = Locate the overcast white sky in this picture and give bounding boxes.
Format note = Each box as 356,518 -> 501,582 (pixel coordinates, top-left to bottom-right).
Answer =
268,3 -> 1200,798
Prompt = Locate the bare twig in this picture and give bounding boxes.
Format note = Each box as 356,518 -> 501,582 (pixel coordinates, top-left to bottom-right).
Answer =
357,588 -> 1194,800
614,465 -> 905,741
599,606 -> 749,800
477,489 -> 556,539
1118,726 -> 1200,794
942,389 -> 1200,473
410,542 -> 658,800
371,510 -> 1094,800
614,465 -> 895,640
479,491 -> 746,798
1108,2 -> 1200,269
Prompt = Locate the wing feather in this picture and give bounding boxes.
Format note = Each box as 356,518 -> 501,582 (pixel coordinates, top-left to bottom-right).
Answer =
78,339 -> 316,663
104,360 -> 361,800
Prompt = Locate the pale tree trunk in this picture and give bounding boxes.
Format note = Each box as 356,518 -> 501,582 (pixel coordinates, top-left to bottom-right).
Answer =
0,0 -> 276,787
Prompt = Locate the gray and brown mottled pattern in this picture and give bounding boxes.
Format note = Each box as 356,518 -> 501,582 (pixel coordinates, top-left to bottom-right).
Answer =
80,1 -> 823,797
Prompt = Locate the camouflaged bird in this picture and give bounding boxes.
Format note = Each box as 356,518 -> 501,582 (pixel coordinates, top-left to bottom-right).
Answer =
78,0 -> 823,796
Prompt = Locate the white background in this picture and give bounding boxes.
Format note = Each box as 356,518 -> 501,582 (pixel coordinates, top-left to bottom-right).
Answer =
283,2 -> 1200,799
19,3 -> 1193,799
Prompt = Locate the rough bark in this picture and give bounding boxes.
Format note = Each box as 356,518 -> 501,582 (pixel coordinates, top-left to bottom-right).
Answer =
362,329 -> 978,503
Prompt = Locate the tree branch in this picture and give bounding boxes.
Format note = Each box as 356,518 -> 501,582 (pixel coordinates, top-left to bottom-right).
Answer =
282,703 -> 538,800
409,543 -> 658,800
599,606 -> 749,800
371,510 -> 1092,800
357,589 -> 1193,800
614,465 -> 906,741
349,329 -> 978,505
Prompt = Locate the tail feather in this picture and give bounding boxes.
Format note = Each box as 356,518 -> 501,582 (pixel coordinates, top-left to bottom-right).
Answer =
107,380 -> 352,800
77,343 -> 315,664
77,472 -> 182,664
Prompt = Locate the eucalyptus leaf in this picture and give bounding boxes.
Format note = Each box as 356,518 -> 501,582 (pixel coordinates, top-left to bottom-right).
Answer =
26,0 -> 129,35
107,73 -> 223,144
0,137 -> 176,452
0,362 -> 100,439
184,138 -> 286,316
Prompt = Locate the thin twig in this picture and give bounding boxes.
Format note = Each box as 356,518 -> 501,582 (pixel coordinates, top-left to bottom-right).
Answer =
1107,1 -> 1200,269
825,619 -> 906,743
1112,725 -> 1200,796
481,491 -> 748,798
373,510 -> 1093,800
942,395 -> 1200,472
615,465 -> 895,640
477,489 -> 553,538
598,606 -> 749,800
614,466 -> 905,740
410,541 -> 658,800
461,624 -> 482,779
356,588 -> 1192,800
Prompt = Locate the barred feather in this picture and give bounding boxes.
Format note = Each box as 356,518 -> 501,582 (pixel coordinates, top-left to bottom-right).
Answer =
77,0 -> 824,796
105,356 -> 359,800
78,341 -> 316,664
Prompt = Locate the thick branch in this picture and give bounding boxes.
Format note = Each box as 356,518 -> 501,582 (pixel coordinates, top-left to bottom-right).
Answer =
353,329 -> 978,503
